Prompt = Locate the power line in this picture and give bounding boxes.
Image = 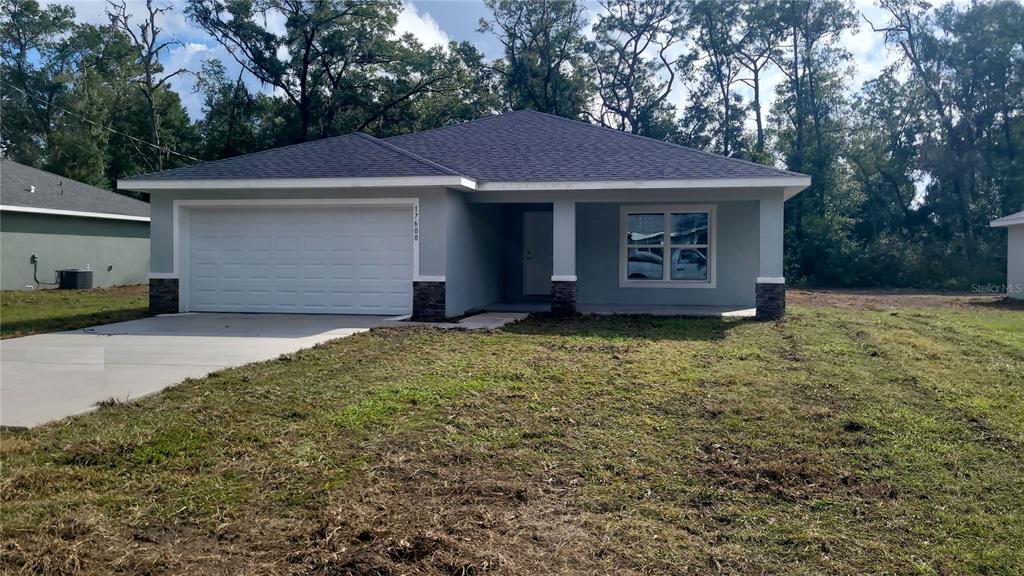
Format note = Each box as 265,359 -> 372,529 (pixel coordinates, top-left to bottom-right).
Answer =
1,79 -> 204,164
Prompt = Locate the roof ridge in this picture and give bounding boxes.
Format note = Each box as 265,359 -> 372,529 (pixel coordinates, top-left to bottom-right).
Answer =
384,111 -> 520,143
513,110 -> 805,178
353,132 -> 464,177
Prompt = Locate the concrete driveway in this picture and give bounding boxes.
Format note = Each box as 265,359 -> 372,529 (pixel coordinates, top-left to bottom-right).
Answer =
0,313 -> 392,428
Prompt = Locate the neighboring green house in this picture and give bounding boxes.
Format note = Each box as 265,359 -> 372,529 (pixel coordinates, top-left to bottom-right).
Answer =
1,160 -> 150,291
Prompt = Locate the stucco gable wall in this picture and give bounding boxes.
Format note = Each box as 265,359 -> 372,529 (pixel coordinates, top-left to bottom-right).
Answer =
1009,225 -> 1023,299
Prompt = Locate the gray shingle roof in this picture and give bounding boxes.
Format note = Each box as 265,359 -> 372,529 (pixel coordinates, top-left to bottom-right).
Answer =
1,160 -> 149,217
123,132 -> 459,182
122,110 -> 805,185
387,110 -> 802,181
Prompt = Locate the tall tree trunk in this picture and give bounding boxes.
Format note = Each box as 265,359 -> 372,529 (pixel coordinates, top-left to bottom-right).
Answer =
752,67 -> 764,152
791,22 -> 803,168
143,62 -> 162,171
721,79 -> 731,156
147,91 -> 162,171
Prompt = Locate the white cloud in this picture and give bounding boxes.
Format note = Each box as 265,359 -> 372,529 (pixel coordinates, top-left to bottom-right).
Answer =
171,41 -> 210,61
843,1 -> 901,92
395,1 -> 450,49
164,42 -> 210,119
258,6 -> 288,36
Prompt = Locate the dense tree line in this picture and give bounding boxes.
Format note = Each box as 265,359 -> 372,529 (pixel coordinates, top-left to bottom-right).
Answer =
2,0 -> 1022,288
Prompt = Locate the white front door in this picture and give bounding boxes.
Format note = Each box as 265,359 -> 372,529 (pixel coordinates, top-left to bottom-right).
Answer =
186,205 -> 413,315
523,210 -> 553,296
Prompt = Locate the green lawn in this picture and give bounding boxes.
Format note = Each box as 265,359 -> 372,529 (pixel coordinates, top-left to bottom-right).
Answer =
1,304 -> 1022,575
0,284 -> 149,339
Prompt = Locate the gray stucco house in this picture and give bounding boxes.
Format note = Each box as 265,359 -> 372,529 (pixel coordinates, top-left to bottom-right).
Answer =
119,111 -> 809,320
1,160 -> 150,291
991,210 -> 1023,300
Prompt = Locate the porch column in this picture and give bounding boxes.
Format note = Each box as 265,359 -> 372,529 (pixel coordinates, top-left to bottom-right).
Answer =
756,191 -> 786,320
412,192 -> 447,321
148,196 -> 180,314
552,199 -> 578,316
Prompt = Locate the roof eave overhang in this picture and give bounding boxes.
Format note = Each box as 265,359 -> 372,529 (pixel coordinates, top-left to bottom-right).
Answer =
473,176 -> 811,197
990,212 -> 1024,228
117,175 -> 478,192
0,204 -> 150,222
117,174 -> 811,197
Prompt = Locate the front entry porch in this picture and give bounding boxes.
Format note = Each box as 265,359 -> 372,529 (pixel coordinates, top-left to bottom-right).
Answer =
465,199 -> 760,318
415,194 -> 788,321
476,201 -> 578,316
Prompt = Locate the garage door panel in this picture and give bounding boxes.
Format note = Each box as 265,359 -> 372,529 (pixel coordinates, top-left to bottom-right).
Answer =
221,264 -> 246,279
328,265 -> 355,279
187,206 -> 413,315
192,263 -> 219,278
247,264 -> 272,279
272,263 -> 298,278
387,263 -> 413,277
299,264 -> 328,279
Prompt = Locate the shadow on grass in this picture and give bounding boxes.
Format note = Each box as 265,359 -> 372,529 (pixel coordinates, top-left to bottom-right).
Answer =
503,312 -> 743,341
0,307 -> 150,339
970,297 -> 1024,311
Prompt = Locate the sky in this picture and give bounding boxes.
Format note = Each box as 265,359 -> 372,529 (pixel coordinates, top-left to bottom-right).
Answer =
52,0 -> 904,122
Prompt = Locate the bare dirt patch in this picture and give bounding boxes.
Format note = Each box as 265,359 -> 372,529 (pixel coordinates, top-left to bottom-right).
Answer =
296,448 -> 600,576
788,288 -> 1024,310
694,442 -> 897,503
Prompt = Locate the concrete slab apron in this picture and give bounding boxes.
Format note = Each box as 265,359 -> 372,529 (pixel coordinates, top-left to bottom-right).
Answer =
0,313 -> 391,428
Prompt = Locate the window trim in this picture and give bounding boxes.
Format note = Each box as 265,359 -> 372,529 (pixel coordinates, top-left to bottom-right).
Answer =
619,204 -> 717,289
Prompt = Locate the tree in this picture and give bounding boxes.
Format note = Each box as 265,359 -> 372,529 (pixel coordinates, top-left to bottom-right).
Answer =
0,0 -> 75,164
193,59 -> 270,160
362,40 -> 503,136
849,71 -> 921,235
686,0 -> 749,157
107,0 -> 189,172
873,0 -> 1024,274
588,0 -> 687,137
770,0 -> 860,284
480,0 -> 592,118
845,69 -> 930,285
735,0 -> 786,157
43,23 -> 125,186
1,0 -> 197,189
187,0 -> 469,143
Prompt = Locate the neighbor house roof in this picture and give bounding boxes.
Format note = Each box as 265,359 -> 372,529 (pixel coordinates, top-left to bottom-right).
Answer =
119,110 -> 809,192
990,210 -> 1024,228
1,159 -> 149,221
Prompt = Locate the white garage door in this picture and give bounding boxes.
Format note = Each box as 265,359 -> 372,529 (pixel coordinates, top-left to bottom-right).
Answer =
186,205 -> 413,315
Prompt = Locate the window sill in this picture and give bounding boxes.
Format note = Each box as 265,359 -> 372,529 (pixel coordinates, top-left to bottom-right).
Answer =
619,280 -> 717,289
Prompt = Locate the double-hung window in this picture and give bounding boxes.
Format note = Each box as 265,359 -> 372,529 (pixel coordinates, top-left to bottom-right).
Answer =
621,205 -> 715,287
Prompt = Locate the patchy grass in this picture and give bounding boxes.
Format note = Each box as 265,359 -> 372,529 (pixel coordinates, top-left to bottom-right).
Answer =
0,284 -> 148,339
1,304 -> 1022,575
